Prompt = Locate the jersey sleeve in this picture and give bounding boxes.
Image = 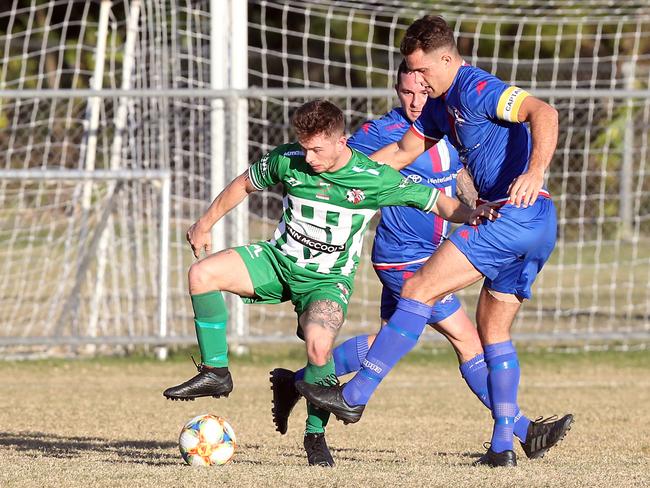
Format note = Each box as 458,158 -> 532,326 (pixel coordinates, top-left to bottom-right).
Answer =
411,99 -> 444,141
347,120 -> 383,156
248,146 -> 289,190
376,165 -> 440,212
465,76 -> 531,123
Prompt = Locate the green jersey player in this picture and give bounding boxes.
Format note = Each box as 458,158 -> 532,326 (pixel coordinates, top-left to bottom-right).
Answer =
163,99 -> 498,466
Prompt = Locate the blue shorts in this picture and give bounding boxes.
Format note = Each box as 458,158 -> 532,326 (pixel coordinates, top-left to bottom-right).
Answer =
449,196 -> 557,299
374,263 -> 461,324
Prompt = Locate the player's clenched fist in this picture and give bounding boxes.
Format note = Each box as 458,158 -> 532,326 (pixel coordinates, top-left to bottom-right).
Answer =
467,202 -> 501,226
186,220 -> 212,258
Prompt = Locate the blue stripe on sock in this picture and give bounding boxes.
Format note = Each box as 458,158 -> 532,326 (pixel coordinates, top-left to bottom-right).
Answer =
495,417 -> 515,425
490,359 -> 519,371
395,297 -> 432,318
359,368 -> 382,383
386,321 -> 420,341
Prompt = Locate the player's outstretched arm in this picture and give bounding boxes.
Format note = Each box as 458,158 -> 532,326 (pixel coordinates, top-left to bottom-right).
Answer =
508,96 -> 559,208
187,170 -> 258,258
432,192 -> 500,225
370,128 -> 434,170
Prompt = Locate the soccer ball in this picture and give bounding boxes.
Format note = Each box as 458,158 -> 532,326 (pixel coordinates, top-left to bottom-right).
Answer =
178,414 -> 236,466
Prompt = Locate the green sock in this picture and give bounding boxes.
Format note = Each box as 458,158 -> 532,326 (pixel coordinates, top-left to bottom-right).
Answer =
303,358 -> 336,434
191,291 -> 229,368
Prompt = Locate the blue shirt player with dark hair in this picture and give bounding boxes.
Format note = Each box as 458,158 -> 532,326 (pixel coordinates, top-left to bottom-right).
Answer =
297,15 -> 574,468
272,60 -> 567,465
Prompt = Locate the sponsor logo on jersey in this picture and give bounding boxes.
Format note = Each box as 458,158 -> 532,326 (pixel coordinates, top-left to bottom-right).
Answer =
286,177 -> 302,187
283,150 -> 305,157
361,122 -> 372,134
405,174 -> 422,184
441,293 -> 454,303
476,80 -> 488,95
286,224 -> 346,253
427,174 -> 454,185
346,189 -> 366,204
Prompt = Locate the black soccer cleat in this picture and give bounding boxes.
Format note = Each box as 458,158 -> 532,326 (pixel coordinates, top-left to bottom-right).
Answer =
520,414 -> 574,459
303,432 -> 335,467
269,368 -> 301,435
163,361 -> 233,401
295,380 -> 365,424
473,447 -> 517,467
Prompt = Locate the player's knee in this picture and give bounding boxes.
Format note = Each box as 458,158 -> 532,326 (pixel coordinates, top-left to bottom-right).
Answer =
305,339 -> 331,366
188,261 -> 219,293
400,274 -> 423,299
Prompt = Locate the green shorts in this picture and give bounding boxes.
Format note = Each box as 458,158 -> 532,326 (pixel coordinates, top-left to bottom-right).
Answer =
234,241 -> 354,319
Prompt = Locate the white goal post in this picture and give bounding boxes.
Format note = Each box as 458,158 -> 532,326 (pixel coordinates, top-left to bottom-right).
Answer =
1,0 -> 649,352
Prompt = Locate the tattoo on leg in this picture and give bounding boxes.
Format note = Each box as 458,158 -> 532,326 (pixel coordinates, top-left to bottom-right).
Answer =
303,300 -> 344,334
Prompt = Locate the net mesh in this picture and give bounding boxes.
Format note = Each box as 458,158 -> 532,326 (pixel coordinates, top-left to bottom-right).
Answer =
1,0 -> 649,349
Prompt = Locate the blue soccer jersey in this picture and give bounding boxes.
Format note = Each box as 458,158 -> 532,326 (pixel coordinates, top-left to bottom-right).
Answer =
412,64 -> 535,202
348,107 -> 463,267
411,64 -> 557,299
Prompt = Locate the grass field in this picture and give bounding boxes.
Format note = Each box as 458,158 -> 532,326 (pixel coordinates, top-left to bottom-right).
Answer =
1,346 -> 649,487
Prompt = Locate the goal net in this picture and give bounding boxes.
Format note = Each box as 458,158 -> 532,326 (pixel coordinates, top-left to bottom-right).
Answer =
1,0 -> 649,351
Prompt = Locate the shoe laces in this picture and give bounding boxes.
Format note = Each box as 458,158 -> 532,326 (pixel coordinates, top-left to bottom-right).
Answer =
533,415 -> 559,424
530,415 -> 559,436
191,355 -> 200,371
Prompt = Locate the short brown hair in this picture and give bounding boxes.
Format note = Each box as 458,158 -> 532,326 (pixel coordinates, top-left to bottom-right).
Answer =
400,15 -> 457,56
396,59 -> 410,84
291,100 -> 345,139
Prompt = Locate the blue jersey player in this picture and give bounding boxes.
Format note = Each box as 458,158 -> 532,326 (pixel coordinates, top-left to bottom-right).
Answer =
271,61 -> 562,464
297,16 -> 574,468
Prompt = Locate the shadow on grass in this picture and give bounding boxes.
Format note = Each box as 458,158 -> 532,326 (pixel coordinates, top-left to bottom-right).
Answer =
0,431 -> 179,466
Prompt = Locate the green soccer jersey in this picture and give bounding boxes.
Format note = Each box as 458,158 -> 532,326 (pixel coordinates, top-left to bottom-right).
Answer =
248,142 -> 440,276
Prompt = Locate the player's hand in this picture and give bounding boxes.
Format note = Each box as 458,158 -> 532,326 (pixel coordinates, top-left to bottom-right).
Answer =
186,220 -> 212,259
508,169 -> 545,208
467,202 -> 501,225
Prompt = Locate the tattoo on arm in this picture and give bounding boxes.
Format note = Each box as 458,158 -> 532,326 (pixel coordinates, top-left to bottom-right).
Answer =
301,300 -> 344,334
456,168 -> 478,208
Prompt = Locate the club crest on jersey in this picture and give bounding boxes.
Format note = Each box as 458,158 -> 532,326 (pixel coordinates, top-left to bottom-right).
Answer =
447,106 -> 465,125
346,189 -> 366,204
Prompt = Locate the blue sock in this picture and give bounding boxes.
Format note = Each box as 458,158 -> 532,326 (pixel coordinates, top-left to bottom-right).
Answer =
333,335 -> 370,376
459,353 -> 531,441
484,341 -> 520,453
342,298 -> 432,406
294,334 -> 369,381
